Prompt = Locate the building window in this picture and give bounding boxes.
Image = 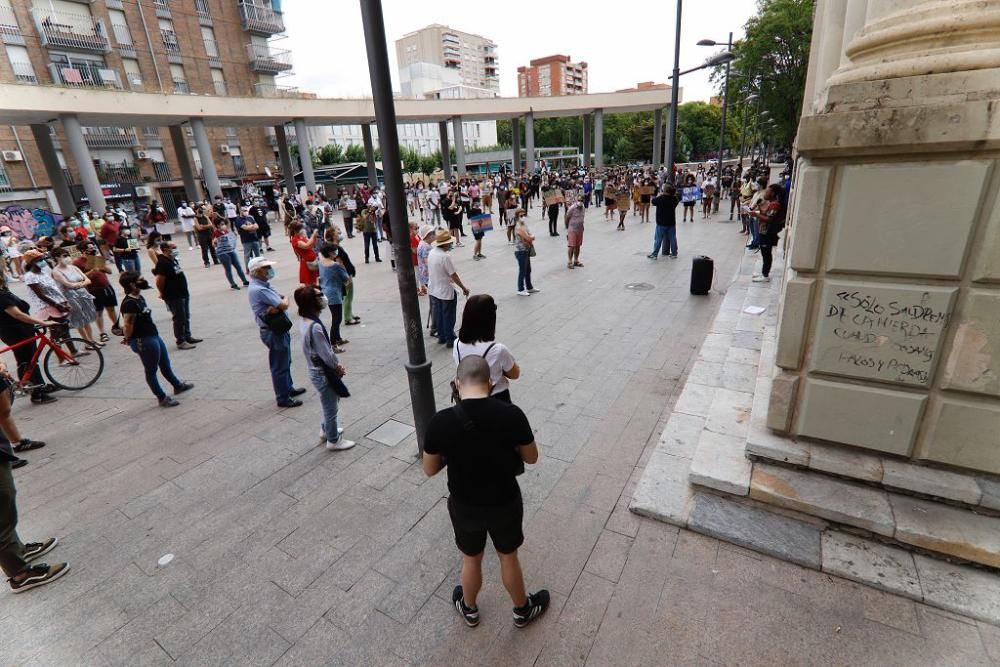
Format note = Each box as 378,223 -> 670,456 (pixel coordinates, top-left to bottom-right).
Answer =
122,57 -> 141,88
108,9 -> 132,51
210,67 -> 225,95
232,154 -> 246,178
169,63 -> 188,93
0,1 -> 21,37
5,44 -> 36,83
158,18 -> 178,53
194,0 -> 211,19
49,51 -> 118,88
201,25 -> 218,58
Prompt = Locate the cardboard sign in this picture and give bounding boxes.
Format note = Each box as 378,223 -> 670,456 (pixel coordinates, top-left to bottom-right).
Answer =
126,239 -> 141,250
615,193 -> 631,211
469,214 -> 493,233
543,190 -> 564,206
640,186 -> 655,196
85,255 -> 107,272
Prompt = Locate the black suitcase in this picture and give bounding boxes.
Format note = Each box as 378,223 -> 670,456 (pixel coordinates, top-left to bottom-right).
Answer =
690,255 -> 714,295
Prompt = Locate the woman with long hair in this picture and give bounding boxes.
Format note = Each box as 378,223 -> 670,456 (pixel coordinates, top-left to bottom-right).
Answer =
317,242 -> 351,351
513,210 -> 539,297
289,220 -> 319,286
294,285 -> 355,451
453,294 -> 520,403
50,247 -> 99,349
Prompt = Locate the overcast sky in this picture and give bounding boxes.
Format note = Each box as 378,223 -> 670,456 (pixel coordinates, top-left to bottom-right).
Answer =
283,0 -> 757,103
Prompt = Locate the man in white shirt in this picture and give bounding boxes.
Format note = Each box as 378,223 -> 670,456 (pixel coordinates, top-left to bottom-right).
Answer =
428,189 -> 441,225
367,192 -> 385,241
427,230 -> 470,349
223,198 -> 238,223
177,201 -> 197,250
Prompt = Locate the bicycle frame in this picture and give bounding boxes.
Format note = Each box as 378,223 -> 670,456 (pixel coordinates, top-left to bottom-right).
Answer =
0,331 -> 75,386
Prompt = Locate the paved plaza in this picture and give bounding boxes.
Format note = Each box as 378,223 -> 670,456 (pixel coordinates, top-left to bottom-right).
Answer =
2,206 -> 998,666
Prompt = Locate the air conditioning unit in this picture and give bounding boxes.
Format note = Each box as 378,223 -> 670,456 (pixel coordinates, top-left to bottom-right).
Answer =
133,149 -> 150,160
2,150 -> 23,162
219,144 -> 231,154
134,186 -> 152,197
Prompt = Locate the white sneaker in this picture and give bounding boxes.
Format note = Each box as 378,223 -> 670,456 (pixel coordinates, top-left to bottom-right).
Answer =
320,427 -> 345,441
188,246 -> 194,251
517,290 -> 530,296
752,275 -> 771,283
326,439 -> 356,451
527,288 -> 540,293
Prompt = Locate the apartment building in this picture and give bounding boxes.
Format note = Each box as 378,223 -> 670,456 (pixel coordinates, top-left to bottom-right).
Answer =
517,54 -> 588,97
395,24 -> 498,93
0,0 -> 293,215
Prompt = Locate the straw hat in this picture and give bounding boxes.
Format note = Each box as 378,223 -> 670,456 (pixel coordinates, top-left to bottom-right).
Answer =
23,249 -> 45,264
432,230 -> 454,247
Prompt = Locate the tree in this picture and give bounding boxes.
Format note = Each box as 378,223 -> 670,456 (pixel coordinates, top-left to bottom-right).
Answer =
399,147 -> 422,174
343,144 -> 366,163
419,152 -> 440,176
315,143 -> 344,166
714,0 -> 815,149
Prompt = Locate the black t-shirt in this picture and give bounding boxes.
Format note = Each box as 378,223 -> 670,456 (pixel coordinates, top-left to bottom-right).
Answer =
652,194 -> 679,226
236,216 -> 259,243
121,294 -> 158,338
153,255 -> 189,300
114,236 -> 138,259
424,398 -> 534,506
249,206 -> 268,227
0,289 -> 34,342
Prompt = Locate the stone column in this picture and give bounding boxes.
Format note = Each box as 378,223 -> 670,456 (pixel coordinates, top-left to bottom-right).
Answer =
652,108 -> 663,167
189,117 -> 221,200
30,123 -> 76,215
594,109 -> 604,169
361,123 -> 378,188
438,121 -> 451,178
770,0 -> 1000,475
273,124 -> 296,196
452,116 -> 467,177
169,125 -> 201,202
293,118 -> 315,193
511,116 -> 520,173
59,114 -> 106,213
582,114 -> 592,169
524,112 -> 535,173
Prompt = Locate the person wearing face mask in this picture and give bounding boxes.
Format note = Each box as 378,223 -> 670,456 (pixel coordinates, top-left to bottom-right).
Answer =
21,250 -> 71,336
97,211 -> 119,267
212,221 -> 250,291
113,224 -> 141,273
72,241 -> 120,341
247,257 -> 307,409
294,285 -> 355,452
0,227 -> 22,282
118,271 -> 193,408
177,201 -> 197,250
153,241 -> 201,350
317,243 -> 351,352
50,248 -> 99,349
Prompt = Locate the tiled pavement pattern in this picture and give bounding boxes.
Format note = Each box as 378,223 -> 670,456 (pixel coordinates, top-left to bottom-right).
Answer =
2,207 -> 998,666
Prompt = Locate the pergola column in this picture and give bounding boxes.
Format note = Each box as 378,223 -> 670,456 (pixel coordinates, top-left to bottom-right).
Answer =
452,116 -> 467,177
361,123 -> 378,188
438,121 -> 451,178
524,112 -> 535,173
652,108 -> 663,167
59,113 -> 106,212
582,113 -> 592,169
30,123 -> 75,214
189,117 -> 221,200
273,124 -> 296,196
594,109 -> 604,169
293,118 -> 315,193
168,125 -> 201,202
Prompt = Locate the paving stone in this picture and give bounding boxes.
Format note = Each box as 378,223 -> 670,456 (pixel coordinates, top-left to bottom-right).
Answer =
366,419 -> 416,447
860,587 -> 921,636
915,554 -> 1000,626
881,459 -> 982,505
745,426 -> 811,466
808,442 -> 884,483
890,494 -> 1000,568
687,492 -> 821,569
978,475 -> 1000,511
672,382 -> 717,419
655,413 -> 707,459
820,531 -> 921,599
688,430 -> 752,496
584,530 -> 634,583
750,463 -> 895,537
629,451 -> 694,527
703,388 -> 753,439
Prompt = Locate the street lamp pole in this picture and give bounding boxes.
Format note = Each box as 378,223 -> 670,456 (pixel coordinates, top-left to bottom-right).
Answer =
665,0 -> 683,176
359,0 -> 436,452
716,32 -> 732,182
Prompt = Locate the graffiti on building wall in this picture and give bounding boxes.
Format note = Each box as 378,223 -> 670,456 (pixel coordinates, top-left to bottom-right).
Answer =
0,205 -> 63,240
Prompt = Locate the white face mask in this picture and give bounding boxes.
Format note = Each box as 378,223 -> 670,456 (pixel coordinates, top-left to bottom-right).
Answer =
318,294 -> 329,309
60,257 -> 72,267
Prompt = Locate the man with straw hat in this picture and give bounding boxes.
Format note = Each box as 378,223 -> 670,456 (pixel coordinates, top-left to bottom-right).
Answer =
427,230 -> 470,349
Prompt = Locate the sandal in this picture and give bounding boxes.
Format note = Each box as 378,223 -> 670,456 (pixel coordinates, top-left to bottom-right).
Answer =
351,316 -> 361,323
100,333 -> 110,342
335,339 -> 349,345
574,262 -> 584,267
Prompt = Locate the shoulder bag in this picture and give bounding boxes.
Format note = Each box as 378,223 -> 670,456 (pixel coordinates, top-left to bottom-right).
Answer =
263,307 -> 292,334
308,318 -> 350,398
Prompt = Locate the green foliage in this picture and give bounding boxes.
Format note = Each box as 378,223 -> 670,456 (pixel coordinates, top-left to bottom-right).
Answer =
314,144 -> 344,166
419,152 -> 441,176
343,144 -> 366,163
714,0 -> 815,148
399,147 -> 422,174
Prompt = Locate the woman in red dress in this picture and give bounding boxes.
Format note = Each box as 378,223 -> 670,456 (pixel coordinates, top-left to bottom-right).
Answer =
289,220 -> 319,286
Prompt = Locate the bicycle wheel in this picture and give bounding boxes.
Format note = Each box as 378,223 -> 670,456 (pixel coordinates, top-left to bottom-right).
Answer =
43,337 -> 105,391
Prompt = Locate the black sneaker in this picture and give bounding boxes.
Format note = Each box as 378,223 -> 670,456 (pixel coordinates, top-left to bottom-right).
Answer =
513,590 -> 550,628
185,337 -> 204,344
11,457 -> 27,469
276,398 -> 303,408
24,538 -> 58,562
12,438 -> 46,453
289,387 -> 307,397
9,562 -> 69,593
30,394 -> 57,405
452,585 -> 479,628
159,396 -> 180,408
174,382 -> 194,395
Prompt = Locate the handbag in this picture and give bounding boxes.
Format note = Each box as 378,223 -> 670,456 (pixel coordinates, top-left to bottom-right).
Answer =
262,308 -> 292,334
528,244 -> 536,258
308,318 -> 350,398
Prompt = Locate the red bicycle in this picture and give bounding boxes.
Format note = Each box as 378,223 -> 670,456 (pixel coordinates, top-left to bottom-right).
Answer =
0,326 -> 105,392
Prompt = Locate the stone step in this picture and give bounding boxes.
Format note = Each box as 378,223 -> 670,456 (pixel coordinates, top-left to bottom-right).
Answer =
747,462 -> 1000,569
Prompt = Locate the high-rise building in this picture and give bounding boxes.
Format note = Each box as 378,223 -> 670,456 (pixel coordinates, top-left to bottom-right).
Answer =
395,24 -> 499,93
0,0 -> 294,215
517,55 -> 588,97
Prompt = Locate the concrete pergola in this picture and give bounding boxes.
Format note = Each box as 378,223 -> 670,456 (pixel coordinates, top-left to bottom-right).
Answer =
0,83 -> 673,213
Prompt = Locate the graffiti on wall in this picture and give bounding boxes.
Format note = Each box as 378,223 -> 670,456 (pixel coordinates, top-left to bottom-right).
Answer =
0,206 -> 63,241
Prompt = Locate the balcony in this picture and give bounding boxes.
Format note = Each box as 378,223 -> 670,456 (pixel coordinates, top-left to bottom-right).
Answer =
203,38 -> 221,67
96,161 -> 142,184
246,43 -> 292,74
49,62 -> 122,89
0,4 -> 23,44
254,82 -> 297,98
153,0 -> 170,18
239,2 -> 284,35
82,126 -> 139,148
265,129 -> 295,146
0,167 -> 11,193
32,8 -> 110,53
10,60 -> 36,83
173,79 -> 190,94
161,29 -> 182,62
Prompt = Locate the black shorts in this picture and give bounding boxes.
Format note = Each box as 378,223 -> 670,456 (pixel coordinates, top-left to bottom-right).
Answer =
91,286 -> 117,310
683,201 -> 696,208
448,492 -> 524,556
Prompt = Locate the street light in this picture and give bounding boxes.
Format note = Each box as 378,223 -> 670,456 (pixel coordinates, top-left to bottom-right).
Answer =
359,0 -> 436,452
697,33 -> 734,197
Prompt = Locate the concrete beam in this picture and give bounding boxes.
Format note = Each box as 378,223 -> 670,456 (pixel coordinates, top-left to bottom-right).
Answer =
361,123 -> 378,188
293,118 -> 315,193
452,116 -> 466,177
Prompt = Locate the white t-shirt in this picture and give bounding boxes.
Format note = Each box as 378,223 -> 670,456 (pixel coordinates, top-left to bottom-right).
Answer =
427,247 -> 457,300
453,340 -> 516,395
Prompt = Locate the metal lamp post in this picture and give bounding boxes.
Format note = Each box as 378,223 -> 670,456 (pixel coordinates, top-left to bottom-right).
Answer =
359,0 -> 436,452
697,33 -> 733,183
738,93 -> 759,171
665,0 -> 683,176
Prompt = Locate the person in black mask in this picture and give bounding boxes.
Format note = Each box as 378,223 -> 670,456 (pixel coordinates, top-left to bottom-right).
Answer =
118,272 -> 193,408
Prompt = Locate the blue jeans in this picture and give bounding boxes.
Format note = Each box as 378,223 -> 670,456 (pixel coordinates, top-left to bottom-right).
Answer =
120,256 -> 139,273
243,241 -> 261,270
128,335 -> 182,399
259,329 -> 293,402
748,217 -> 760,248
308,367 -> 341,444
433,296 -> 457,344
218,250 -> 248,287
514,250 -> 533,292
652,225 -> 677,257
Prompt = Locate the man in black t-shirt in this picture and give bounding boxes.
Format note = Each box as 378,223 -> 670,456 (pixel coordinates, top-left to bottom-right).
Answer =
423,356 -> 549,630
152,241 -> 201,350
